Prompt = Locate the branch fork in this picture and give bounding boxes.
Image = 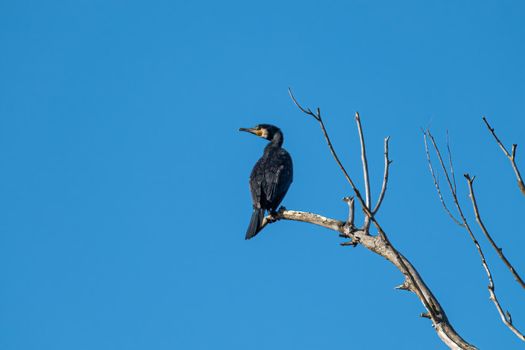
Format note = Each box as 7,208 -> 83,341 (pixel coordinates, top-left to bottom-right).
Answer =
281,88 -> 477,350
425,130 -> 525,342
483,117 -> 525,195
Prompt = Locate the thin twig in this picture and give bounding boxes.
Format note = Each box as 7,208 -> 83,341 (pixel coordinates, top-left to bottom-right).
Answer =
464,175 -> 525,341
426,132 -> 457,199
446,131 -> 457,194
482,117 -> 525,195
423,131 -> 464,227
288,88 -> 371,219
287,89 -> 320,121
427,130 -> 524,342
373,136 -> 392,214
343,196 -> 355,227
341,196 -> 357,246
355,112 -> 372,231
465,176 -> 525,290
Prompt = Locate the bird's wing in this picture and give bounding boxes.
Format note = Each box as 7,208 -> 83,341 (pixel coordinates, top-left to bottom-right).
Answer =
249,158 -> 265,208
266,161 -> 293,207
266,165 -> 284,202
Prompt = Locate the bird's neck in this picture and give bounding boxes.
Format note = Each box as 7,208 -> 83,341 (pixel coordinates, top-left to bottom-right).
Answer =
266,131 -> 283,149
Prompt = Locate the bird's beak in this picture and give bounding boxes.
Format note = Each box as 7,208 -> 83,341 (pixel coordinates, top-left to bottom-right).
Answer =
239,127 -> 258,135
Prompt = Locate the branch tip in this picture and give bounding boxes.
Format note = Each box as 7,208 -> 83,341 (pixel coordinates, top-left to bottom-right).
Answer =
483,117 -> 525,195
341,240 -> 358,247
420,312 -> 431,319
395,280 -> 411,291
344,196 -> 355,227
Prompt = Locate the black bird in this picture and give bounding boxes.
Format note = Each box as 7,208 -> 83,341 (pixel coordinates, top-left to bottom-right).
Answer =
239,124 -> 293,240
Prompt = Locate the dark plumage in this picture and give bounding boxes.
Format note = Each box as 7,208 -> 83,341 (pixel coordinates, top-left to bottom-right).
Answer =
239,124 -> 293,240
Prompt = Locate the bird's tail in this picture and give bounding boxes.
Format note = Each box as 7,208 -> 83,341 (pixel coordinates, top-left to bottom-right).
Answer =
245,208 -> 265,240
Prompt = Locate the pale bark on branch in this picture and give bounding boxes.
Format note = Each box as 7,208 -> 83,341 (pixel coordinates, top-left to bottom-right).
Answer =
281,89 -> 477,349
261,209 -> 476,350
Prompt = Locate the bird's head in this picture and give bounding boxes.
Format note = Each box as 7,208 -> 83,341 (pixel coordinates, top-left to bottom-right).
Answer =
239,124 -> 281,141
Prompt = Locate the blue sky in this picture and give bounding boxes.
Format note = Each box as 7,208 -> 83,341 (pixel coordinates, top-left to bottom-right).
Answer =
1,0 -> 524,349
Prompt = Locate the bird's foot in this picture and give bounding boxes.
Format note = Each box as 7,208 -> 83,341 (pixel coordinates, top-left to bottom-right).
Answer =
267,212 -> 278,223
266,207 -> 286,224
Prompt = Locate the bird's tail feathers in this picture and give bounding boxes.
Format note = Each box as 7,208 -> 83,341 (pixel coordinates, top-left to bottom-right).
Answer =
245,208 -> 265,240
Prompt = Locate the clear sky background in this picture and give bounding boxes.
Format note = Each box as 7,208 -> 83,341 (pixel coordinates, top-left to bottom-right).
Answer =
1,1 -> 524,349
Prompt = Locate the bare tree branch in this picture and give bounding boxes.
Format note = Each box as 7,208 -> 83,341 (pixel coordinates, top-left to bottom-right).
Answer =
289,92 -> 434,305
343,196 -> 355,227
355,112 -> 372,231
425,130 -> 525,342
372,136 -> 392,215
464,175 -> 525,341
261,208 -> 477,350
426,132 -> 459,202
341,196 -> 357,246
288,88 -> 371,220
285,90 -> 477,349
482,117 -> 525,195
446,131 -> 458,194
465,176 -> 525,290
423,131 -> 464,227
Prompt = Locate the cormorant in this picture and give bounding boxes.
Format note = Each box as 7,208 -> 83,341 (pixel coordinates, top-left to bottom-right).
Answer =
239,124 -> 293,240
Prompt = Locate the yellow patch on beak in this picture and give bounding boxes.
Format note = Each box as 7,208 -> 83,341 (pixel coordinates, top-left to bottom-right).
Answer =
256,129 -> 268,138
240,126 -> 269,139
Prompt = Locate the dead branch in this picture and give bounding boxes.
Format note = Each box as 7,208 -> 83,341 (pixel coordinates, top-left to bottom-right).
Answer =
372,137 -> 392,215
464,176 -> 525,290
343,196 -> 355,227
261,208 -> 477,350
288,88 -> 371,219
285,89 -> 477,349
355,112 -> 372,231
482,117 -> 525,195
446,131 -> 458,194
464,175 -> 525,341
423,132 -> 463,227
425,130 -> 525,342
